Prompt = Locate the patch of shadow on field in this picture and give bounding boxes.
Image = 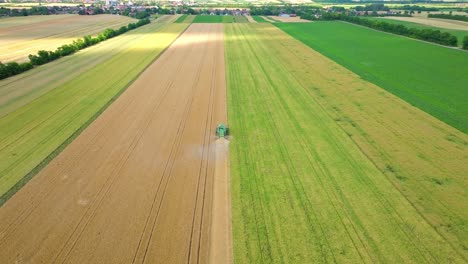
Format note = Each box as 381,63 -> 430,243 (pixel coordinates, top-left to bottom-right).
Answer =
0,26 -> 189,207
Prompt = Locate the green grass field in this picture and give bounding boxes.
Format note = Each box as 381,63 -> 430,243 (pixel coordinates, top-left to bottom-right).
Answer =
226,23 -> 466,263
276,21 -> 468,133
0,23 -> 188,202
365,17 -> 468,47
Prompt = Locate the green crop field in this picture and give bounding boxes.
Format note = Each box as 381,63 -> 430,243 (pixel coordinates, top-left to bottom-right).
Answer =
193,15 -> 248,23
365,17 -> 468,46
0,22 -> 188,203
252,16 -> 270,23
193,15 -> 224,23
174,14 -> 195,23
276,21 -> 468,133
175,14 -> 188,23
225,23 -> 467,263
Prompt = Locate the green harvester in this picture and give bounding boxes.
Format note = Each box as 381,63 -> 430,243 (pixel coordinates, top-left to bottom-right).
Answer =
216,123 -> 229,138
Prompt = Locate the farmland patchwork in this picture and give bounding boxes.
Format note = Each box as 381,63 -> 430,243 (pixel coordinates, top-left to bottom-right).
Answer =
0,22 -> 188,202
225,23 -> 467,263
0,16 -> 466,264
276,21 -> 468,133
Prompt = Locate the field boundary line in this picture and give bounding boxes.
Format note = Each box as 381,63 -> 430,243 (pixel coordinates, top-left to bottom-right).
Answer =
0,23 -> 189,207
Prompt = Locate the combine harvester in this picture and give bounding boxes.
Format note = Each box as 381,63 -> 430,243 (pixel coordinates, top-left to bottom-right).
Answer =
216,123 -> 229,139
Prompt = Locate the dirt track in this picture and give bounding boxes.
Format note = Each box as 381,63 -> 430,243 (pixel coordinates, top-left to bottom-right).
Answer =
0,23 -> 228,264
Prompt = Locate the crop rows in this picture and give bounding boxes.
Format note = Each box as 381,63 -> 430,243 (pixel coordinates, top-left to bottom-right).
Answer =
0,22 -> 188,201
225,23 -> 466,263
277,21 -> 468,133
0,14 -> 137,63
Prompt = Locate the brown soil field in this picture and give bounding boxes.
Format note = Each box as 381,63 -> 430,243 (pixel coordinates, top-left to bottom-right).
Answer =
0,23 -> 228,264
384,16 -> 468,30
271,16 -> 312,23
0,14 -> 136,63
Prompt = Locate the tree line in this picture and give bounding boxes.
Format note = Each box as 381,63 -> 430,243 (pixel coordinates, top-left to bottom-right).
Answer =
0,6 -> 50,16
0,18 -> 150,80
318,13 -> 461,47
428,13 -> 468,22
249,5 -> 320,16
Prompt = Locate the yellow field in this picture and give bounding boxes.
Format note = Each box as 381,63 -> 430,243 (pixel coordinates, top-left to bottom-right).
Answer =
0,14 -> 70,29
0,14 -> 136,63
0,21 -> 188,201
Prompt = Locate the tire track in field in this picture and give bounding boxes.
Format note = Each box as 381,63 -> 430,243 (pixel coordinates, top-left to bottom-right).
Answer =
0,24 -> 227,264
135,29 -> 207,263
237,24 -> 339,262
227,25 -> 275,263
55,44 -> 193,262
227,24 -> 465,263
251,24 -> 433,263
265,27 -> 447,262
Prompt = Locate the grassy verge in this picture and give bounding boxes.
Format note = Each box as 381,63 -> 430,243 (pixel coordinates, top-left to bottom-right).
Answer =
276,21 -> 468,133
226,23 -> 466,263
0,23 -> 188,202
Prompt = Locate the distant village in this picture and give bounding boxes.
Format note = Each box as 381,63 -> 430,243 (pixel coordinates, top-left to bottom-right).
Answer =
0,0 -> 253,17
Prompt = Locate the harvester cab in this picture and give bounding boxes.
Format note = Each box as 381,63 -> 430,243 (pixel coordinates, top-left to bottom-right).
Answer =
216,123 -> 229,138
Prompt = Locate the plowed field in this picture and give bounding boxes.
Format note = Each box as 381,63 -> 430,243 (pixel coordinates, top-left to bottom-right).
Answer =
0,23 -> 227,263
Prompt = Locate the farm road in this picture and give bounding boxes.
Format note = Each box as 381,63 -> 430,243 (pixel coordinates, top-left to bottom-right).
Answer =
0,23 -> 228,263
